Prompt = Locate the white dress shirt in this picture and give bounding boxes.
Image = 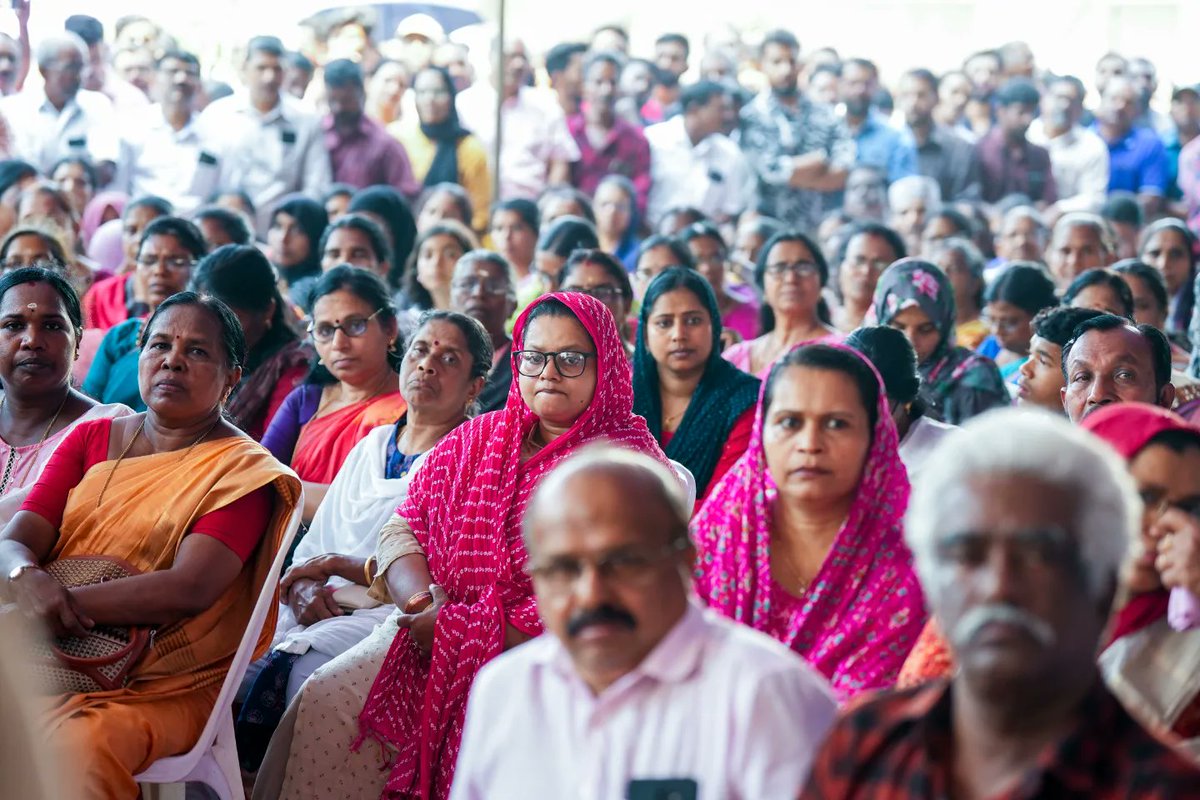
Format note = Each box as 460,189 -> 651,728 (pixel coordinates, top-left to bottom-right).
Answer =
1028,119 -> 1110,213
646,116 -> 757,226
0,88 -> 119,173
196,92 -> 331,234
897,414 -> 958,485
117,105 -> 221,214
451,602 -> 837,800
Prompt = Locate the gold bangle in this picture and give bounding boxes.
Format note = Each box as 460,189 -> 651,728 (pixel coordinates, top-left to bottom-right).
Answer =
403,590 -> 434,614
364,555 -> 377,586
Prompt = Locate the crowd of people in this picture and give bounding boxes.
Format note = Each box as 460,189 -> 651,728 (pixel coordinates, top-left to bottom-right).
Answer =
0,6 -> 1199,799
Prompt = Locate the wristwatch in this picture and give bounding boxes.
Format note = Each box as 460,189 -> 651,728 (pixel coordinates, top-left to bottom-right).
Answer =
7,563 -> 42,583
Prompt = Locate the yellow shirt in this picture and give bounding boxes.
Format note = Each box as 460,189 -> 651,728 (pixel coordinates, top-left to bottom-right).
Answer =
955,318 -> 990,350
391,124 -> 492,234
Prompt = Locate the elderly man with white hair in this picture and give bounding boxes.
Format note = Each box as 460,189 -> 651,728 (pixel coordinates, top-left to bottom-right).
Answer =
888,174 -> 941,256
452,446 -> 838,800
0,32 -> 118,174
801,409 -> 1200,798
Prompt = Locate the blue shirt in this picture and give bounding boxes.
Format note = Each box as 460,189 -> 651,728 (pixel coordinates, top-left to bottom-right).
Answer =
852,113 -> 917,183
1093,123 -> 1169,195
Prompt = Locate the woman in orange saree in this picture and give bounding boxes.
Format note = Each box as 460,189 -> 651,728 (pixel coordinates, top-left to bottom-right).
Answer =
0,292 -> 300,800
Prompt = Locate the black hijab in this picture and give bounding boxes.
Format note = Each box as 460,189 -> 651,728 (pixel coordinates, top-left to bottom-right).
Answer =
416,66 -> 469,187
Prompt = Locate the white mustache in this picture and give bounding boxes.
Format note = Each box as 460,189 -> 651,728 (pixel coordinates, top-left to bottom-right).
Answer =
950,603 -> 1057,649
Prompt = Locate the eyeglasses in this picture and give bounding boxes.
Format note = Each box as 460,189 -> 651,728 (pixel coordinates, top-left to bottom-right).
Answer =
308,308 -> 384,343
990,315 -> 1028,333
137,255 -> 196,272
1138,488 -> 1200,520
451,277 -> 510,296
765,260 -> 821,279
563,285 -> 626,303
513,349 -> 595,378
525,538 -> 690,592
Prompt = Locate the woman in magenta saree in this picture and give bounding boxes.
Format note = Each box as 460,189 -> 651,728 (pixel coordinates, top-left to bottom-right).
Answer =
692,341 -> 926,702
263,291 -> 667,800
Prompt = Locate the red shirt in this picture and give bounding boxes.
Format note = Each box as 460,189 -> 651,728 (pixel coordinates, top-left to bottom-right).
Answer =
21,418 -> 272,562
567,113 -> 652,217
802,679 -> 1200,799
322,115 -> 421,199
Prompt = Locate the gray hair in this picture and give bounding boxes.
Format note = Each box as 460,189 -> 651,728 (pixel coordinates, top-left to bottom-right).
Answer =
1001,204 -> 1049,237
888,175 -> 942,211
937,236 -> 986,278
35,33 -> 88,70
1052,211 -> 1117,256
523,446 -> 690,550
453,248 -> 518,302
905,408 -> 1140,602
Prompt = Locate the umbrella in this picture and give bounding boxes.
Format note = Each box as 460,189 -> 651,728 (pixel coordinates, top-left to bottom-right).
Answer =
301,2 -> 484,37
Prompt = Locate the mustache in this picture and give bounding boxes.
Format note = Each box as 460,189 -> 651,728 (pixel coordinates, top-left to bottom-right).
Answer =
566,604 -> 636,638
950,603 -> 1057,649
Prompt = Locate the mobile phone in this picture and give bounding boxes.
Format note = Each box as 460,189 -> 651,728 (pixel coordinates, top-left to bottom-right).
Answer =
626,778 -> 699,800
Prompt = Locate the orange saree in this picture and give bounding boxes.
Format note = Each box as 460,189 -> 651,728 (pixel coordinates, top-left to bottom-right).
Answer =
290,392 -> 406,484
42,435 -> 301,800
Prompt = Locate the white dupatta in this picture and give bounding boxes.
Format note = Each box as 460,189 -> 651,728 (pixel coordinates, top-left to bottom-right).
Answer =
274,423 -> 430,657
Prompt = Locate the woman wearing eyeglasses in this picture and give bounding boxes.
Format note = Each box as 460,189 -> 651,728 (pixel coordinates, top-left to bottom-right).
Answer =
261,266 -> 406,526
82,217 -> 207,412
257,292 -> 668,800
558,249 -> 635,356
722,230 -> 840,378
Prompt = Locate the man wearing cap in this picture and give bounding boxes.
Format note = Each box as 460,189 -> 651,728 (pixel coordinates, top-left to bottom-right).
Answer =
1028,74 -> 1110,213
975,78 -> 1057,205
393,14 -> 443,74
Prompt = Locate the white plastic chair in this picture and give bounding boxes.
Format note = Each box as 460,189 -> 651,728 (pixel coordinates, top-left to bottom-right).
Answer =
136,492 -> 304,800
669,459 -> 697,517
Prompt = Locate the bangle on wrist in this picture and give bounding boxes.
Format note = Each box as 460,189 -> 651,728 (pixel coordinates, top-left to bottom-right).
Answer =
364,555 -> 377,586
403,590 -> 434,614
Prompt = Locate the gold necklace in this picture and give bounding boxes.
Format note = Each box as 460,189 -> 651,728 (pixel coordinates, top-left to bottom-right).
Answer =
95,416 -> 221,507
0,392 -> 71,494
771,534 -> 811,597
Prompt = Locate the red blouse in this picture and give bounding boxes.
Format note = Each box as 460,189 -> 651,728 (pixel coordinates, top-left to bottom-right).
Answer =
21,418 -> 272,562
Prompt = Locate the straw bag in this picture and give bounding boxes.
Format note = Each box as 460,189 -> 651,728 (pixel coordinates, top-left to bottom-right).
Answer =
29,555 -> 152,694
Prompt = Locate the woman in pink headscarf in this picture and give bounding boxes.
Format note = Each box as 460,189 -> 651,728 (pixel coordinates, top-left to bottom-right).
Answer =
79,191 -> 127,248
254,292 -> 669,800
693,342 -> 926,701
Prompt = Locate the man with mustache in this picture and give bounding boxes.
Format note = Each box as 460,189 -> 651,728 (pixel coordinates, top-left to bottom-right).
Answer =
1060,313 -> 1174,422
452,448 -> 837,799
802,409 -> 1200,797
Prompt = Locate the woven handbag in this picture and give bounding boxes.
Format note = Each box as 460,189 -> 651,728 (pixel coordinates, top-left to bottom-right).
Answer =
28,555 -> 152,694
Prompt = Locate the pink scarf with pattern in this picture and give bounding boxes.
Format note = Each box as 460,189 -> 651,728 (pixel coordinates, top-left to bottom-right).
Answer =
355,292 -> 667,799
692,342 -> 926,701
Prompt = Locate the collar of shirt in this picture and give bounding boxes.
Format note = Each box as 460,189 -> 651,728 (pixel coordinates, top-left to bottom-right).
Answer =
145,104 -> 199,141
568,113 -> 629,153
537,601 -> 708,699
1092,121 -> 1142,151
37,92 -> 80,118
759,90 -> 810,121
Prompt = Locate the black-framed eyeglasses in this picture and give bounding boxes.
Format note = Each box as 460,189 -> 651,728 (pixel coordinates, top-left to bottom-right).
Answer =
1138,488 -> 1200,520
524,538 -> 691,591
563,285 -> 626,304
765,260 -> 820,279
513,349 -> 595,378
308,308 -> 384,343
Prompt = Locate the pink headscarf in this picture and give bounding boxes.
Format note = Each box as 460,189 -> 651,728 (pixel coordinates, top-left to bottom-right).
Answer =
85,218 -> 125,274
79,191 -> 127,246
692,341 -> 926,701
356,292 -> 667,799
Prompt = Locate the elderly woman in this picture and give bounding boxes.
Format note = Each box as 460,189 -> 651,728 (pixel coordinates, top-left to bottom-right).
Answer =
888,175 -> 941,257
845,325 -> 956,484
1045,211 -> 1116,288
83,217 -> 208,411
693,343 -> 926,700
267,196 -> 328,312
976,262 -> 1061,382
190,246 -> 311,440
559,249 -> 635,353
634,267 -> 759,505
679,221 -> 760,343
82,195 -> 173,331
723,230 -> 839,377
873,259 -> 1009,424
1140,218 -> 1197,339
235,310 -> 492,771
0,267 -> 132,523
449,250 -> 518,413
254,293 -> 668,800
933,236 -> 989,349
0,292 -> 301,799
261,267 -> 407,525
394,66 -> 491,233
